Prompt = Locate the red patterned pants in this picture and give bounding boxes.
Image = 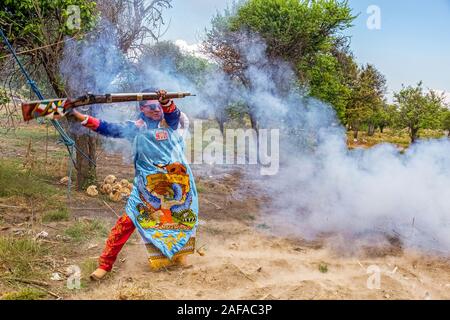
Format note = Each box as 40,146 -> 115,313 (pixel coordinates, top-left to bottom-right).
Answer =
99,214 -> 135,272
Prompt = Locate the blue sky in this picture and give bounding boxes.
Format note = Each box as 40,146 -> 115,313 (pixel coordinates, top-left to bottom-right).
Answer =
161,0 -> 450,100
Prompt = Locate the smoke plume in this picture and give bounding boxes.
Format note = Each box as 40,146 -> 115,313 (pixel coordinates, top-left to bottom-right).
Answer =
59,25 -> 450,254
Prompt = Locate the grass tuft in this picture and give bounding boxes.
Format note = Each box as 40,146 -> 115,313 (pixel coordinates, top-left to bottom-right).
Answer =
1,287 -> 47,300
42,207 -> 69,222
319,263 -> 329,274
0,238 -> 47,279
0,160 -> 61,199
64,219 -> 108,243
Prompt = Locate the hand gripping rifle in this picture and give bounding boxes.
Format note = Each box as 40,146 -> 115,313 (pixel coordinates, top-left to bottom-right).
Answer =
21,92 -> 195,121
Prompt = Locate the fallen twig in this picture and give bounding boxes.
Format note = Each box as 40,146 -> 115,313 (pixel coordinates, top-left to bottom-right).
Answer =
2,277 -> 49,287
0,204 -> 29,209
203,198 -> 222,210
230,263 -> 256,282
27,283 -> 62,300
40,223 -> 59,230
102,200 -> 120,218
69,207 -> 105,211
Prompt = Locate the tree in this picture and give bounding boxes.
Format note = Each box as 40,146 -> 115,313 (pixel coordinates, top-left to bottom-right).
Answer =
394,83 -> 445,143
96,0 -> 172,59
346,64 -> 386,139
1,0 -> 173,190
442,110 -> 450,138
376,104 -> 397,133
202,0 -> 356,126
1,0 -> 98,190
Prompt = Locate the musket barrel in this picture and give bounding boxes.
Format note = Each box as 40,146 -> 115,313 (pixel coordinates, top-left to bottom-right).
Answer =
21,92 -> 195,121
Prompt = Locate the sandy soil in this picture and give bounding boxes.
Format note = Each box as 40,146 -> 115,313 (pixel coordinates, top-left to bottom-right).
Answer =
71,159 -> 450,300
1,124 -> 450,300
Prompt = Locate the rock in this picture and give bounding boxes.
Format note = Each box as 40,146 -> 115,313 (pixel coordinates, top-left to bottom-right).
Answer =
35,231 -> 49,239
197,248 -> 206,256
86,185 -> 99,197
109,190 -> 123,202
51,272 -> 63,281
120,179 -> 131,188
59,176 -> 69,185
120,187 -> 131,197
100,183 -> 113,195
112,182 -> 122,191
104,175 -> 117,185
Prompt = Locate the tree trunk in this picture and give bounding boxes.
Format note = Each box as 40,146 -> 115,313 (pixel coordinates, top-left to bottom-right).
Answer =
353,129 -> 359,140
379,125 -> 385,133
215,109 -> 226,134
74,134 -> 97,191
248,110 -> 258,133
44,62 -> 97,191
367,123 -> 375,136
410,127 -> 419,144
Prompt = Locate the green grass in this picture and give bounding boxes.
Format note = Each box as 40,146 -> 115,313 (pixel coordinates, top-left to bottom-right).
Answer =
0,238 -> 48,279
0,160 -> 61,198
319,263 -> 329,274
64,219 -> 109,243
0,126 -> 59,142
196,183 -> 206,193
42,207 -> 69,223
1,287 -> 47,300
0,160 -> 65,212
347,128 -> 448,149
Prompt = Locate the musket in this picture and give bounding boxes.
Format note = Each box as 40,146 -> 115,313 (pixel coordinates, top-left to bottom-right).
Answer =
21,92 -> 195,121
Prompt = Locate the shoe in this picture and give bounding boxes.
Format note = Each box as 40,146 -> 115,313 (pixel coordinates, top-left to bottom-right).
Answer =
90,268 -> 108,281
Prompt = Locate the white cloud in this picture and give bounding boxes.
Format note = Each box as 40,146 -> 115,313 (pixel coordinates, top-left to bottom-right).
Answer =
175,39 -> 210,60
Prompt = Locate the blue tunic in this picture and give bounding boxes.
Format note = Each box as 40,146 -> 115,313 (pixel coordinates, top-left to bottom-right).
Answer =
90,110 -> 198,259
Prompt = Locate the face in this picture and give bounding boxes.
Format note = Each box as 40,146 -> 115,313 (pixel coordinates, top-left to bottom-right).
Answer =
140,100 -> 163,120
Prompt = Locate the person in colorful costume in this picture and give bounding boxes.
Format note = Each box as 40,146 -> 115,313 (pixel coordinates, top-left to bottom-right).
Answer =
71,89 -> 198,281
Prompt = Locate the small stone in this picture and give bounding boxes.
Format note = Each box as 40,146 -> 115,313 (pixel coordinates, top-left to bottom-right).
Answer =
35,231 -> 49,239
104,175 -> 117,185
100,183 -> 113,195
51,272 -> 63,281
59,176 -> 69,185
109,190 -> 123,202
86,185 -> 99,197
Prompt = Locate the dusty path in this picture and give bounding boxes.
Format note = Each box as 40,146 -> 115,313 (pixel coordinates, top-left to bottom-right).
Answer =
73,217 -> 450,300
1,126 -> 449,300
73,160 -> 450,300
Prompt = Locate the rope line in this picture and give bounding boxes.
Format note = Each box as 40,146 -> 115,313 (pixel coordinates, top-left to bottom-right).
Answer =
0,28 -> 97,193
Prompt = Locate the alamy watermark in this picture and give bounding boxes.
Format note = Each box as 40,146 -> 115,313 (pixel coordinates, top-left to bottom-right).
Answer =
366,265 -> 381,290
367,5 -> 382,30
66,265 -> 81,290
181,120 -> 280,176
66,5 -> 81,30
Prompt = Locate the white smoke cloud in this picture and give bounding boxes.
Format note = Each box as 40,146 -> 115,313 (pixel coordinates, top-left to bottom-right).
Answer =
174,39 -> 209,60
59,25 -> 450,254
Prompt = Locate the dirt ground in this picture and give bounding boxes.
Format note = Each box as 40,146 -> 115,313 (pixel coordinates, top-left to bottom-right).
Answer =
1,123 -> 450,300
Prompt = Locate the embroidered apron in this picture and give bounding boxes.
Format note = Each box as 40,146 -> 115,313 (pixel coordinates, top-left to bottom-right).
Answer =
124,126 -> 198,259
